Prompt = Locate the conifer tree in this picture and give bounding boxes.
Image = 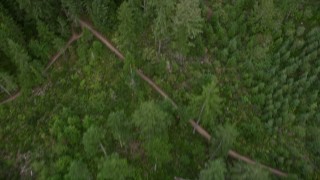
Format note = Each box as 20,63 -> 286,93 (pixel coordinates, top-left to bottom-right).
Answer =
116,1 -> 141,53
172,0 -> 204,55
189,77 -> 222,129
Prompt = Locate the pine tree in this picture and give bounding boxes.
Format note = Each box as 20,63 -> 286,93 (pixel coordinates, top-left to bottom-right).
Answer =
189,77 -> 222,129
116,1 -> 141,53
151,0 -> 175,52
172,0 -> 204,55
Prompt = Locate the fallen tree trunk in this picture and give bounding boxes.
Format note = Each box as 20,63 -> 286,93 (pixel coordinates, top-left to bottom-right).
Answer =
78,19 -> 177,108
79,18 -> 288,177
0,91 -> 21,105
44,32 -> 83,73
189,120 -> 288,177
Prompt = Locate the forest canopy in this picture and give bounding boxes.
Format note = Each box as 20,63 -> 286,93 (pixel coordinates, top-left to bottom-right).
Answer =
0,0 -> 320,179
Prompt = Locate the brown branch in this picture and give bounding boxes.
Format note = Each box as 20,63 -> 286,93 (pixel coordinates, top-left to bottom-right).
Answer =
44,32 -> 83,73
0,91 -> 21,105
189,120 -> 288,177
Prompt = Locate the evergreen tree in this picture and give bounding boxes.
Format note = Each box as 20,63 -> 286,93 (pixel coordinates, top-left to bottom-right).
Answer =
116,1 -> 141,53
189,77 -> 222,129
172,0 -> 204,55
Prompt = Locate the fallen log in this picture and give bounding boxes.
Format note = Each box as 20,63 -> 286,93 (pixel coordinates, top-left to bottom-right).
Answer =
77,18 -> 288,177
44,32 -> 83,73
78,19 -> 177,108
0,91 -> 21,105
189,120 -> 288,177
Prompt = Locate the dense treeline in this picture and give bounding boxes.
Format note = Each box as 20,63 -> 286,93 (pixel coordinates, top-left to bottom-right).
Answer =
0,0 -> 319,179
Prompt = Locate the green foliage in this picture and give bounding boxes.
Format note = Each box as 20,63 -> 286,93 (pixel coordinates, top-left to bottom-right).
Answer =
172,0 -> 204,54
65,160 -> 92,180
0,5 -> 25,51
151,0 -> 175,47
97,153 -> 134,180
249,0 -> 281,33
82,125 -> 103,157
90,0 -> 117,34
144,137 -> 172,167
199,158 -> 226,180
211,124 -> 238,157
60,0 -> 90,17
189,77 -> 222,129
116,1 -> 140,53
107,110 -> 132,146
50,108 -> 82,148
173,0 -> 203,39
1,0 -> 320,179
132,101 -> 171,140
230,163 -> 270,180
0,72 -> 17,93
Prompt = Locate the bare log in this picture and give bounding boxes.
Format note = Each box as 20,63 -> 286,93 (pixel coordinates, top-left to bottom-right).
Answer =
79,19 -> 177,108
0,84 -> 11,96
77,18 -> 288,177
228,150 -> 288,177
136,69 -> 177,108
0,91 -> 21,105
44,32 -> 83,73
189,120 -> 211,140
78,19 -> 125,60
189,120 -> 288,177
